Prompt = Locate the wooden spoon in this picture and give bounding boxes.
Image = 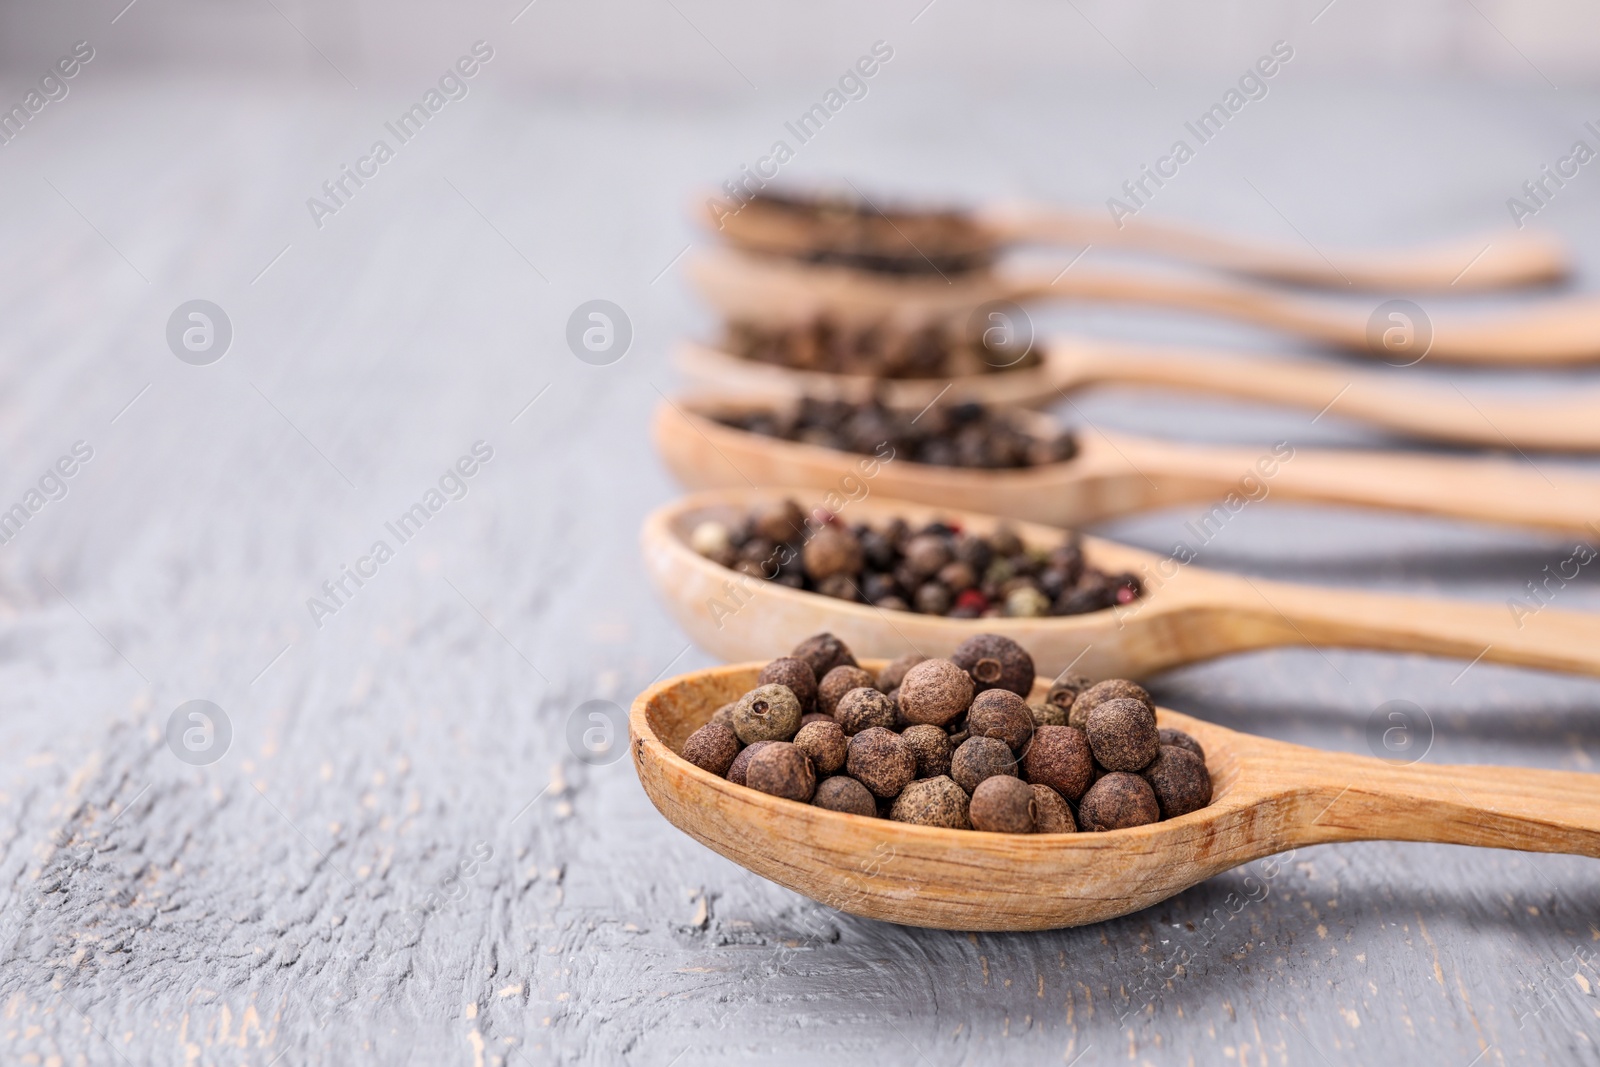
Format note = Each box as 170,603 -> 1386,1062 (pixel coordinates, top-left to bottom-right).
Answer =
677,337 -> 1600,451
653,394 -> 1600,536
706,191 -> 1569,292
643,490 -> 1600,680
632,660 -> 1600,930
689,246 -> 1600,366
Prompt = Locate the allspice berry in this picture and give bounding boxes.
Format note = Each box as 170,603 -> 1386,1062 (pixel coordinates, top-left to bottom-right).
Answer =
794,719 -> 848,776
951,633 -> 1035,697
790,632 -> 857,679
732,684 -> 803,744
727,740 -> 773,786
967,689 -> 1034,752
758,656 -> 818,713
819,665 -> 876,716
1030,702 -> 1068,728
711,702 -> 737,729
750,498 -> 805,544
1045,673 -> 1094,713
969,775 -> 1036,833
1030,784 -> 1077,833
835,686 -> 897,735
813,775 -> 877,816
900,724 -> 953,779
800,712 -> 834,728
746,742 -> 817,802
803,525 -> 864,581
681,722 -> 740,777
1142,745 -> 1212,819
1159,728 -> 1205,762
1077,772 -> 1160,831
950,735 -> 1017,793
1084,697 -> 1160,771
898,658 -> 975,727
889,776 -> 970,829
1069,678 -> 1153,730
877,652 -> 926,693
846,727 -> 916,798
1021,724 -> 1094,801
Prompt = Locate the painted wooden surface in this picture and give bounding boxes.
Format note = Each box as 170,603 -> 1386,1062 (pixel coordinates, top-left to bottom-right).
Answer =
1,61 -> 1599,1067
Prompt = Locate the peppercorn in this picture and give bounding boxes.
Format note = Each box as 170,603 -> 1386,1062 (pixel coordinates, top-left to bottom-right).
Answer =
746,742 -> 817,803
731,683 -> 803,744
690,521 -> 736,566
1030,784 -> 1077,833
750,498 -> 806,544
888,776 -> 970,829
1084,697 -> 1160,772
711,702 -> 737,729
1045,673 -> 1094,713
834,686 -> 897,735
913,582 -> 953,615
898,658 -> 975,727
803,524 -> 864,581
967,689 -> 1035,752
937,560 -> 977,592
819,665 -> 876,716
727,740 -> 773,786
816,574 -> 861,601
681,722 -> 740,777
791,632 -> 858,678
1158,728 -> 1205,762
969,775 -> 1036,833
950,633 -> 1035,698
1005,586 -> 1050,618
900,723 -> 954,779
793,719 -> 848,776
1030,702 -> 1068,728
1068,678 -> 1154,730
990,525 -> 1023,557
846,727 -> 916,798
758,656 -> 818,713
950,735 -> 1017,793
904,533 -> 952,577
876,652 -> 925,693
1021,724 -> 1095,801
1142,745 -> 1212,819
813,775 -> 877,817
1077,772 -> 1160,831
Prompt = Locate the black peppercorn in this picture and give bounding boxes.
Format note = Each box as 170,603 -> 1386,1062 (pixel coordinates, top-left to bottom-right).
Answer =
898,658 -> 975,727
1078,772 -> 1160,831
1069,678 -> 1153,730
758,656 -> 818,714
1031,784 -> 1077,833
950,735 -> 1017,793
794,719 -> 848,776
681,722 -> 740,777
813,775 -> 877,816
727,740 -> 773,786
835,686 -> 897,735
1142,745 -> 1212,819
846,727 -> 916,798
969,775 -> 1036,833
900,723 -> 954,779
888,776 -> 970,829
791,632 -> 858,678
1021,724 -> 1095,801
732,683 -> 804,744
1084,697 -> 1160,772
819,665 -> 877,716
951,633 -> 1035,697
746,742 -> 817,802
967,689 -> 1035,752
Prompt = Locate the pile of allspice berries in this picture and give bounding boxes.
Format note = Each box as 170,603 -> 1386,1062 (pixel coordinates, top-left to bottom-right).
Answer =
678,631 -> 1212,833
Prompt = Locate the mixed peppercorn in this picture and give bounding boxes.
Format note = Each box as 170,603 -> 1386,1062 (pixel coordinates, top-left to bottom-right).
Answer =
677,632 -> 1213,833
725,319 -> 1039,380
690,499 -> 1142,618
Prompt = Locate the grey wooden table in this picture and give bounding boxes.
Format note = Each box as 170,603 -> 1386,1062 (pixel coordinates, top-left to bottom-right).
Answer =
1,55 -> 1599,1066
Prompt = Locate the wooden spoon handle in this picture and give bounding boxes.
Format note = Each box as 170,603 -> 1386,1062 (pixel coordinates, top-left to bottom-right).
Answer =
1275,745 -> 1600,857
1205,572 -> 1600,679
1057,338 -> 1600,451
983,203 -> 1569,291
1113,435 -> 1600,536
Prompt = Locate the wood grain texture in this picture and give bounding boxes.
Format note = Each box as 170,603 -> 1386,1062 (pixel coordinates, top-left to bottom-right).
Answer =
0,70 -> 1598,1067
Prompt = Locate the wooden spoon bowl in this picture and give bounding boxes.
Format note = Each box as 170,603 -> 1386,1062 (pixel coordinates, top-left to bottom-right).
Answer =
642,489 -> 1600,680
632,660 -> 1600,930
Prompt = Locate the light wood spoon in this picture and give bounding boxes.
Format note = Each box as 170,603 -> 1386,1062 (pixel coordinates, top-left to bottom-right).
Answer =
677,337 -> 1600,451
706,191 -> 1569,291
689,246 -> 1600,366
653,394 -> 1600,536
632,660 -> 1600,930
643,490 -> 1600,680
